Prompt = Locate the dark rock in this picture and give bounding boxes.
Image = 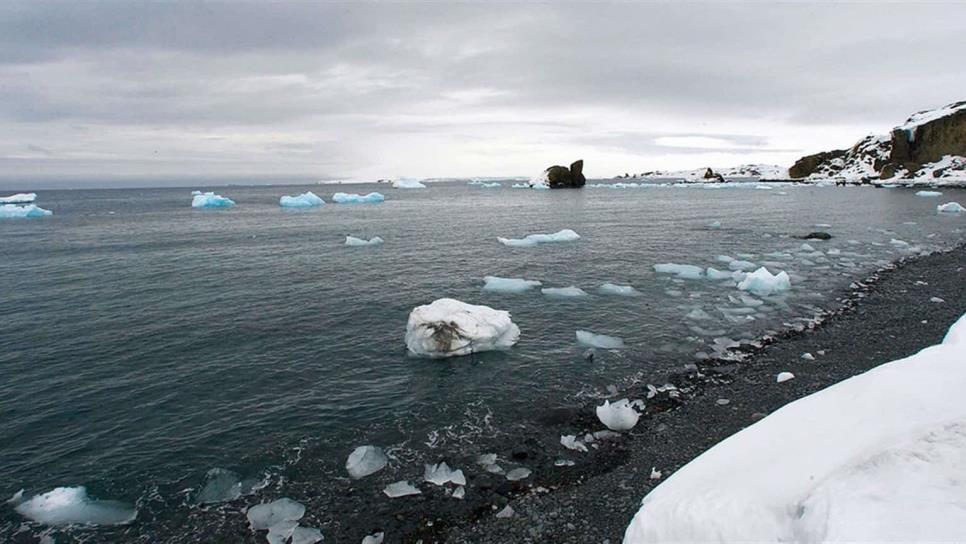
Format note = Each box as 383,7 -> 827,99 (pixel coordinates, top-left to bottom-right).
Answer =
795,232 -> 832,240
702,168 -> 725,182
789,149 -> 847,178
545,160 -> 587,188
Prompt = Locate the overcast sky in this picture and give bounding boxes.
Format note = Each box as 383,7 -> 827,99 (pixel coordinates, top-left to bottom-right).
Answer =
1,1 -> 964,187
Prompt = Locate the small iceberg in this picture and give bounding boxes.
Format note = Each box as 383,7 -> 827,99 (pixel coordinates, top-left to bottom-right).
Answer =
405,298 -> 520,358
392,178 -> 426,189
332,192 -> 385,204
14,486 -> 137,526
777,372 -> 795,383
542,286 -> 589,298
576,330 -> 625,349
383,481 -> 421,498
0,192 -> 37,203
424,462 -> 466,486
653,263 -> 703,280
596,399 -> 640,431
195,468 -> 260,504
937,202 -> 965,213
191,191 -> 235,208
916,191 -> 942,197
279,191 -> 324,208
0,204 -> 52,218
345,236 -> 384,247
737,267 -> 791,296
598,283 -> 640,296
497,229 -> 580,247
483,276 -> 542,293
346,445 -> 388,479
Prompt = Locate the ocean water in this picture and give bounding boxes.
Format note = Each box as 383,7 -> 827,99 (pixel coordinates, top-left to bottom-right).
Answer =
1,181 -> 963,541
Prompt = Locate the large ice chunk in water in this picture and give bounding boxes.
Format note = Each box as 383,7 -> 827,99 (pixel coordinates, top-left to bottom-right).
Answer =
596,399 -> 640,431
14,487 -> 137,526
576,330 -> 625,349
332,192 -> 385,204
279,191 -> 324,208
346,445 -> 388,479
598,283 -> 640,296
405,298 -> 520,358
392,178 -> 426,188
345,236 -> 384,247
383,481 -> 421,498
737,267 -> 791,296
0,192 -> 37,203
498,229 -> 580,247
424,462 -> 467,486
191,191 -> 235,208
937,202 -> 965,213
0,204 -> 52,218
542,286 -> 589,298
247,498 -> 305,531
483,276 -> 542,293
653,263 -> 703,279
196,468 -> 260,504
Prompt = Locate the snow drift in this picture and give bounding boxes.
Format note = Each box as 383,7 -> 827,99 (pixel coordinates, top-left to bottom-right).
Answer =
624,312 -> 966,543
405,298 -> 520,358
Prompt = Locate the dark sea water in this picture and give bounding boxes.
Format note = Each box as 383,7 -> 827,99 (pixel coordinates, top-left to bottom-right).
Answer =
1,181 -> 964,541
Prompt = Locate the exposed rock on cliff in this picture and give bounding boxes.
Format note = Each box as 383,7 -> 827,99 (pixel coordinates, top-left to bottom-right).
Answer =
544,160 -> 587,189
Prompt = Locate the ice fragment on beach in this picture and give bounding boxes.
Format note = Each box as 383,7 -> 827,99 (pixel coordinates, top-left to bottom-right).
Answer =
346,445 -> 388,479
279,191 -> 324,208
542,286 -> 589,298
191,191 -> 235,208
424,462 -> 466,486
561,434 -> 588,452
14,487 -> 137,526
483,276 -> 542,293
0,192 -> 36,203
576,330 -> 625,349
247,498 -> 305,532
405,298 -> 520,358
937,202 -> 965,213
332,192 -> 385,203
708,220 -> 722,229
596,399 -> 640,431
477,453 -> 498,465
506,468 -> 531,481
495,505 -> 515,518
737,267 -> 791,296
291,526 -> 324,544
654,263 -> 703,279
777,371 -> 795,383
497,229 -> 580,247
599,283 -> 641,296
345,236 -> 384,247
383,481 -> 421,498
555,459 -> 576,467
802,352 -> 815,361
650,467 -> 663,480
362,532 -> 385,544
931,297 -> 945,303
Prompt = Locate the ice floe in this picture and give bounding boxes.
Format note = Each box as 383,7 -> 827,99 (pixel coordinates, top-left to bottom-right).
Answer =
482,276 -> 542,293
424,462 -> 466,486
937,202 -> 965,213
0,192 -> 37,203
0,204 -> 52,218
777,372 -> 795,383
279,191 -> 324,208
737,267 -> 791,296
13,487 -> 137,526
653,263 -> 703,279
705,267 -> 735,280
728,259 -> 756,271
392,178 -> 426,189
576,330 -> 625,349
598,283 -> 640,296
405,298 -> 520,358
332,192 -> 385,204
345,236 -> 384,247
196,468 -> 260,504
916,190 -> 942,197
383,481 -> 421,498
497,229 -> 580,247
346,445 -> 388,479
542,286 -> 589,298
191,191 -> 235,208
596,399 -> 640,431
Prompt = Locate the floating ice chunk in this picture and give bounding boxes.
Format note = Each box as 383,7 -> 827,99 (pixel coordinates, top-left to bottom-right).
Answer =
705,267 -> 734,280
937,202 -> 965,213
383,481 -> 421,498
739,295 -> 764,307
708,221 -> 722,229
196,468 -> 260,504
405,298 -> 520,358
346,445 -> 388,479
332,192 -> 385,204
576,330 -> 625,349
931,297 -> 945,303
496,505 -> 515,518
279,191 -> 324,208
345,236 -> 384,247
511,183 -> 530,189
497,229 -> 580,247
800,243 -> 816,252
561,434 -> 588,452
506,468 -> 532,481
392,178 -> 426,189
14,487 -> 137,526
290,526 -> 324,544
916,191 -> 942,197
890,238 -> 909,246
737,267 -> 791,296
802,352 -> 815,361
716,255 -> 735,263
542,286 -> 589,298
728,260 -> 756,271
777,371 -> 795,383
362,532 -> 385,544
598,283 -> 641,296
424,462 -> 466,486
0,204 -> 52,218
654,263 -> 703,279
555,459 -> 576,467
686,308 -> 713,321
191,191 -> 235,208
479,182 -> 501,188
596,399 -> 640,431
483,276 -> 542,293
0,192 -> 37,203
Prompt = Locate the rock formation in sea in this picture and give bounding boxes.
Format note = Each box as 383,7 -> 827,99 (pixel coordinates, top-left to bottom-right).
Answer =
544,160 -> 587,188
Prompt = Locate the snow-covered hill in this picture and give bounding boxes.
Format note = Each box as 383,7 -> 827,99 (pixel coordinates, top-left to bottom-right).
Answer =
624,164 -> 788,181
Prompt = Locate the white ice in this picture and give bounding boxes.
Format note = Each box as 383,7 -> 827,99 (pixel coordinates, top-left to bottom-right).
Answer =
383,481 -> 421,498
598,283 -> 641,296
576,330 -> 625,349
506,468 -> 531,481
191,191 -> 235,208
937,202 -> 965,213
802,352 -> 816,361
405,298 -> 520,358
362,532 -> 385,544
497,229 -> 580,247
728,260 -> 756,271
392,178 -> 426,189
482,276 -> 542,293
0,192 -> 37,203
705,267 -> 734,280
291,526 -> 324,544
0,204 -> 52,218
776,372 -> 795,383
596,399 -> 640,431
13,487 -> 137,526
624,313 -> 966,544
542,286 -> 589,298
196,468 -> 259,504
737,267 -> 791,296
916,191 -> 942,197
247,498 -> 305,531
653,263 -> 703,279
279,191 -> 324,208
332,192 -> 385,204
346,445 -> 388,479
424,462 -> 466,486
561,434 -> 588,452
345,236 -> 384,247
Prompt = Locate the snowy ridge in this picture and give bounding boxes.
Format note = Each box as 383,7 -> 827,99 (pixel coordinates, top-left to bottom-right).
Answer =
899,101 -> 966,133
635,164 -> 788,181
624,312 -> 966,543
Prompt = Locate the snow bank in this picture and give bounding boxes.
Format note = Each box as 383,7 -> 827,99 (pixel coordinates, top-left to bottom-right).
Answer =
0,192 -> 37,203
542,286 -> 588,298
598,283 -> 641,296
497,229 -> 580,247
345,236 -> 384,247
576,330 -> 625,349
332,192 -> 385,204
405,298 -> 520,358
346,445 -> 388,479
0,204 -> 52,218
482,276 -> 542,293
279,191 -> 324,208
14,487 -> 137,526
653,263 -> 703,280
737,267 -> 791,296
191,191 -> 235,208
937,202 -> 965,213
596,399 -> 640,431
624,313 -> 966,543
392,178 -> 426,189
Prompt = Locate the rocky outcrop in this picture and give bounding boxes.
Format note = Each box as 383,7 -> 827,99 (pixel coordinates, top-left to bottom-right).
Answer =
545,160 -> 587,188
788,149 -> 847,178
702,168 -> 725,183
